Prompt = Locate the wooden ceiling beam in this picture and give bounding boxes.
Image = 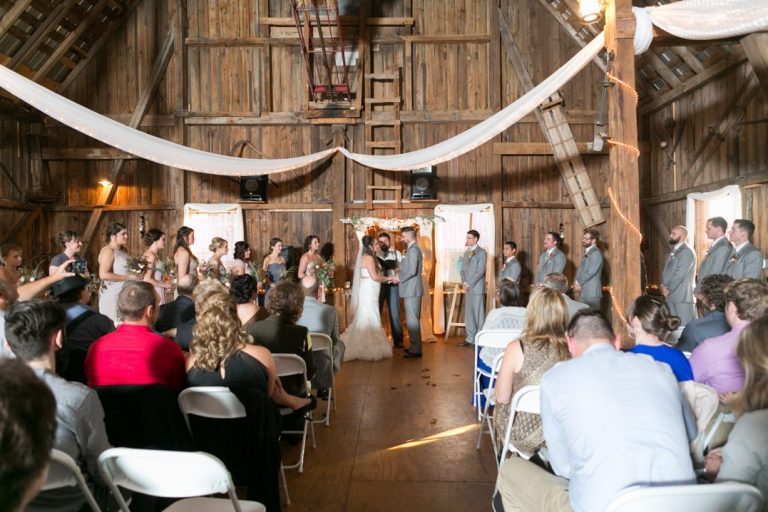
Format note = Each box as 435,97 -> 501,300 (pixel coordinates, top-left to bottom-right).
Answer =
534,0 -> 607,72
0,0 -> 33,37
31,0 -> 107,82
7,0 -> 79,69
650,26 -> 740,48
741,32 -> 768,95
645,51 -> 682,88
58,0 -> 142,92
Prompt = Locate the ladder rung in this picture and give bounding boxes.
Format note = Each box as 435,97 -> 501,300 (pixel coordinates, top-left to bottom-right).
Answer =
365,97 -> 401,105
364,73 -> 400,80
364,120 -> 401,126
365,141 -> 401,149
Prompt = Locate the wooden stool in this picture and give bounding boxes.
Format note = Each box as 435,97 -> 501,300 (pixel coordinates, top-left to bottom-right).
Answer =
444,282 -> 465,342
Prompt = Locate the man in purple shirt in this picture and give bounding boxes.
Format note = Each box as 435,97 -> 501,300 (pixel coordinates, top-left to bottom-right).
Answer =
690,279 -> 768,394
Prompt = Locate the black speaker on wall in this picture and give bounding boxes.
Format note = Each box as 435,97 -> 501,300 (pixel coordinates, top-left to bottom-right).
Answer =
410,167 -> 436,200
240,176 -> 268,201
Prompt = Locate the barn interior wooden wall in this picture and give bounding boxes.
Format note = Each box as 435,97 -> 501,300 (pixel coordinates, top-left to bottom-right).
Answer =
1,0 -> 766,312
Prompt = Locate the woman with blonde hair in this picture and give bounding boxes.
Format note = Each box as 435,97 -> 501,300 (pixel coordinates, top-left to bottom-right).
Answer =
206,237 -> 228,279
493,285 -> 570,454
705,315 -> 768,505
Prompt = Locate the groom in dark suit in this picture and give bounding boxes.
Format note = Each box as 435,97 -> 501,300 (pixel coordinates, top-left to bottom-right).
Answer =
397,226 -> 424,358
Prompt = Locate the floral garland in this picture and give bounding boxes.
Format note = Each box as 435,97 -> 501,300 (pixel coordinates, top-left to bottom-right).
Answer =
342,214 -> 445,232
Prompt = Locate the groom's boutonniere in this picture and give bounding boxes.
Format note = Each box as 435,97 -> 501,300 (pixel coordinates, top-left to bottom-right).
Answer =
470,250 -> 475,258
548,252 -> 555,259
729,254 -> 740,264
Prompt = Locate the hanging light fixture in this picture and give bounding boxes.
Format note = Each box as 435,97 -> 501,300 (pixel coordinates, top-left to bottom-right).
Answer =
579,0 -> 603,23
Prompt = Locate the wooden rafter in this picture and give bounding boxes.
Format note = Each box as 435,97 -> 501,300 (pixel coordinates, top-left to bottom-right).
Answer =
0,0 -> 34,38
741,33 -> 768,95
7,0 -> 80,70
80,28 -> 175,253
499,8 -> 604,227
534,0 -> 607,72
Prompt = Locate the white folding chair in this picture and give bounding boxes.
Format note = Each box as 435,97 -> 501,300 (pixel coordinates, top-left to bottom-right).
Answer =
273,353 -> 316,473
473,329 -> 521,420
43,449 -> 102,512
178,386 -> 290,505
98,448 -> 266,512
475,352 -> 505,461
605,482 -> 763,512
310,332 -> 336,426
498,385 -> 541,463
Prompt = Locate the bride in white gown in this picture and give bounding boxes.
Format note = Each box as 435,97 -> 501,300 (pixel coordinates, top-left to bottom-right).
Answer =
342,235 -> 394,361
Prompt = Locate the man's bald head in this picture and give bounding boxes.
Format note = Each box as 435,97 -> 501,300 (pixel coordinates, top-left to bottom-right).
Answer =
177,274 -> 198,296
300,274 -> 320,298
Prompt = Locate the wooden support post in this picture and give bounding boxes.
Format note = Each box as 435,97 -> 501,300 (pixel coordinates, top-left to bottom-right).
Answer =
331,125 -> 347,326
81,29 -> 176,253
605,0 -> 641,340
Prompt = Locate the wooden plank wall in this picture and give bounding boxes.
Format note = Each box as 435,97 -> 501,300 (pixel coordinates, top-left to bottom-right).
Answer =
0,116 -> 37,254
642,61 -> 768,286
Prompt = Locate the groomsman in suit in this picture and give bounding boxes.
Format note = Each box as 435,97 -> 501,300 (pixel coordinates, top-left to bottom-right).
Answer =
498,241 -> 521,284
695,216 -> 733,296
725,219 -> 765,280
376,233 -> 404,348
662,226 -> 697,326
458,230 -> 487,347
535,232 -> 567,284
573,228 -> 604,309
398,227 -> 424,358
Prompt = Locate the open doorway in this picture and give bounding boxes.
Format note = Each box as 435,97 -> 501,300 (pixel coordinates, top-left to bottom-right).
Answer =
686,185 -> 741,262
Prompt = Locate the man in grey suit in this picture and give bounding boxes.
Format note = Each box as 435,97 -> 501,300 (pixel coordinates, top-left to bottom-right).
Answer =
458,230 -> 487,347
725,219 -> 765,280
535,232 -> 567,284
297,275 -> 345,397
573,228 -> 603,309
397,226 -> 424,358
498,241 -> 521,284
662,226 -> 697,326
695,216 -> 733,296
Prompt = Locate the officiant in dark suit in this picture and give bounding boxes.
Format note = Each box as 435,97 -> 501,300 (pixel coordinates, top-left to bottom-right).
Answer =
377,232 -> 404,348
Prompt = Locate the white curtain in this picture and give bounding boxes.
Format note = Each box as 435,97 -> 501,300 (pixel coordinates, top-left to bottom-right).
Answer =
433,204 -> 495,335
685,185 -> 741,248
633,0 -> 768,54
183,203 -> 244,265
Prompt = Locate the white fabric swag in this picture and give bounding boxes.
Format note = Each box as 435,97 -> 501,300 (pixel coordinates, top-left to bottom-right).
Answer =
0,0 -> 765,174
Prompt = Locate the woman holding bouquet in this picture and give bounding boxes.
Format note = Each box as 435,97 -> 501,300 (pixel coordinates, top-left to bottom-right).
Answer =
261,238 -> 285,304
298,235 -> 321,279
98,222 -> 137,323
142,228 -> 174,305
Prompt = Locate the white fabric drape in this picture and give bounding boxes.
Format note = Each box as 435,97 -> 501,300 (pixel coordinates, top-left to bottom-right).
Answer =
183,203 -> 244,265
433,204 -> 495,335
633,0 -> 768,55
685,185 -> 742,249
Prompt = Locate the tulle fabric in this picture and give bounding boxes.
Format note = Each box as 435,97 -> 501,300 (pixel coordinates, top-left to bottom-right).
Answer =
342,269 -> 393,362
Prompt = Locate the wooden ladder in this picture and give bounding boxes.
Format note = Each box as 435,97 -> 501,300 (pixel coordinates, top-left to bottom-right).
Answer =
364,69 -> 402,154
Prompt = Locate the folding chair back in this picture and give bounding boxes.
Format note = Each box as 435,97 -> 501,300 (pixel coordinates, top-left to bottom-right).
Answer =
43,449 -> 102,512
498,385 -> 541,462
605,482 -> 763,512
98,448 -> 266,512
310,332 -> 336,426
178,386 -> 246,438
273,353 -> 316,473
473,329 -> 521,419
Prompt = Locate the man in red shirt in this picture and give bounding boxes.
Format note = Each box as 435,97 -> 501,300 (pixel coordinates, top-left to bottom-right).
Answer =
85,281 -> 186,391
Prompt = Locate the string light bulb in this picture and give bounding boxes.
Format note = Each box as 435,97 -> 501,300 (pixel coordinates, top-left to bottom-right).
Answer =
579,0 -> 603,23
606,72 -> 639,105
607,187 -> 642,243
606,139 -> 641,157
98,179 -> 112,187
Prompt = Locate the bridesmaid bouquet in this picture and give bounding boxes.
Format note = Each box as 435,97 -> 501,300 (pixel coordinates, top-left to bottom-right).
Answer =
125,257 -> 149,276
155,259 -> 177,283
315,259 -> 336,289
17,263 -> 44,284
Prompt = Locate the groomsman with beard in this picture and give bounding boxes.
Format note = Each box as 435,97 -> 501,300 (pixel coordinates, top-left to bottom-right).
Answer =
376,232 -> 404,349
662,226 -> 697,326
458,230 -> 487,347
573,228 -> 603,309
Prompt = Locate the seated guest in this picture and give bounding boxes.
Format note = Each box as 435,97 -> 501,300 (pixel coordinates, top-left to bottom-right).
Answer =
246,281 -> 315,398
495,310 -> 695,512
85,281 -> 186,391
493,286 -> 569,454
678,274 -> 733,353
626,296 -> 693,382
690,278 -> 768,394
0,359 -> 56,512
186,291 -> 311,511
155,274 -> 198,335
5,300 -> 111,512
174,279 -> 228,350
297,275 -> 345,399
50,276 -> 115,384
542,273 -> 589,320
704,316 -> 768,502
231,274 -> 268,328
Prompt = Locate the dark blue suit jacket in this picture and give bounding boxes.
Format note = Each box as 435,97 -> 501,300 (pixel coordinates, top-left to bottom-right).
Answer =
677,310 -> 729,352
